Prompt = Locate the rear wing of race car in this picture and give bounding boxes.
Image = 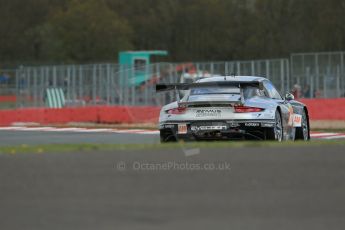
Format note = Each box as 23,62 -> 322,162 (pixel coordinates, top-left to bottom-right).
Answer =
156,81 -> 264,92
156,81 -> 264,103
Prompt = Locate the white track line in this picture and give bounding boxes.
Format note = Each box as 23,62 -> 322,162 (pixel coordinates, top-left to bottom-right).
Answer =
138,131 -> 160,134
12,127 -> 56,131
110,129 -> 149,133
0,127 -> 27,130
43,128 -> 87,132
310,133 -> 338,137
0,126 -> 159,134
321,135 -> 345,140
108,129 -> 156,133
0,127 -> 342,137
73,128 -> 113,133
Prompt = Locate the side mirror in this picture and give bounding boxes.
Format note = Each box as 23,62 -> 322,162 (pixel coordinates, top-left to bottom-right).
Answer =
285,93 -> 294,101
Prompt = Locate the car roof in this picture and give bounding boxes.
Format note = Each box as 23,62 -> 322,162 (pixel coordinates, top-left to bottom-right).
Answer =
196,76 -> 267,83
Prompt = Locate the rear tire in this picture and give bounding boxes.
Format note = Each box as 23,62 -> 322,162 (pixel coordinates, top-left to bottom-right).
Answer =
266,110 -> 283,141
295,109 -> 310,141
160,131 -> 177,143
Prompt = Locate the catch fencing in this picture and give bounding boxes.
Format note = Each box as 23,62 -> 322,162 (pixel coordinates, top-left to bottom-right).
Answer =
291,52 -> 345,98
0,69 -> 16,96
2,51 -> 345,109
13,59 -> 289,108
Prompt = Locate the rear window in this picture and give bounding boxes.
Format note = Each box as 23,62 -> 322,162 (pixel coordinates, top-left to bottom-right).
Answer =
190,87 -> 240,95
243,86 -> 265,99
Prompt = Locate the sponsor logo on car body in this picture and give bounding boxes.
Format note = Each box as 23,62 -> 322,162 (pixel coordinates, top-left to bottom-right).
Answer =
244,122 -> 260,127
191,126 -> 227,131
195,109 -> 222,118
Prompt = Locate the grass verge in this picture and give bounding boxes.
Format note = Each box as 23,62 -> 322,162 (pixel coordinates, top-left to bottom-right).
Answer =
1,140 -> 345,155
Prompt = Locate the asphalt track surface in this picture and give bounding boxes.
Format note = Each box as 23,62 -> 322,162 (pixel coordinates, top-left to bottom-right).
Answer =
0,128 -> 345,146
1,145 -> 345,230
0,130 -> 159,146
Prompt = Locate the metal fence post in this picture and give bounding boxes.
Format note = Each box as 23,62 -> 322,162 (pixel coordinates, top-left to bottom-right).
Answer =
39,67 -> 44,107
286,59 -> 290,94
78,65 -> 83,103
15,67 -> 20,108
265,60 -> 270,79
154,63 -> 160,105
66,65 -> 70,101
92,65 -> 96,102
144,64 -> 149,105
280,59 -> 284,93
106,64 -> 110,105
251,61 -> 255,76
33,68 -> 38,107
224,62 -> 229,75
324,66 -> 329,98
69,65 -> 73,102
306,67 -> 313,98
52,66 -> 57,87
336,65 -> 341,97
340,52 -> 345,97
98,64 -> 102,102
210,62 -> 214,75
236,62 -> 241,76
27,67 -> 31,107
315,54 -> 319,97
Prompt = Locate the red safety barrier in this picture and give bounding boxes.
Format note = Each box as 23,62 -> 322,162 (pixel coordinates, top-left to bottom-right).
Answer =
0,110 -> 18,126
97,106 -> 160,123
16,108 -> 45,123
0,95 -> 16,102
299,98 -> 345,120
43,108 -> 66,124
0,106 -> 161,125
127,106 -> 160,123
69,107 -> 99,123
1,99 -> 343,126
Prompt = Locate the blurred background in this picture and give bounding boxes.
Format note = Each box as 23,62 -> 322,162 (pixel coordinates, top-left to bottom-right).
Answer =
0,0 -> 344,116
1,0 -> 345,64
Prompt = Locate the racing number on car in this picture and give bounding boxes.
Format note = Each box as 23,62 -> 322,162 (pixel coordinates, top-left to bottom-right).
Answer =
178,124 -> 188,134
293,114 -> 302,127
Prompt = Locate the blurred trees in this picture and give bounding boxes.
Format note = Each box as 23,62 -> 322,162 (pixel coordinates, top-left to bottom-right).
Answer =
41,0 -> 133,62
0,0 -> 345,65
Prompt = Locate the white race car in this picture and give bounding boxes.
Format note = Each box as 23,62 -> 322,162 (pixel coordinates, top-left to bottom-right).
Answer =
156,76 -> 310,142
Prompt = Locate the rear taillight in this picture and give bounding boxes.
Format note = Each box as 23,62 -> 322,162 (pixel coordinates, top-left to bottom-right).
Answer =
234,105 -> 264,113
167,107 -> 187,115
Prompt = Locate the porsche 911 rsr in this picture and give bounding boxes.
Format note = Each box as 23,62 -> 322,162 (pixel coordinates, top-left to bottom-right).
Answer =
156,76 -> 310,142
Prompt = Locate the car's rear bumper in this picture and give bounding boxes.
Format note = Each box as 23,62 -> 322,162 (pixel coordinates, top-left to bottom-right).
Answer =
159,119 -> 275,141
